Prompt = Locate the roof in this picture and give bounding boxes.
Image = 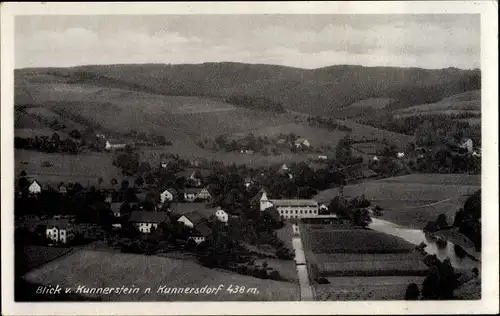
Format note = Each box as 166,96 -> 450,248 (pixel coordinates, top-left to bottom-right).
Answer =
107,139 -> 126,145
110,203 -> 122,213
250,188 -> 268,203
192,220 -> 212,237
181,208 -> 218,225
270,199 -> 318,207
161,188 -> 177,195
185,187 -> 208,194
170,203 -> 208,215
46,218 -> 72,228
129,211 -> 169,223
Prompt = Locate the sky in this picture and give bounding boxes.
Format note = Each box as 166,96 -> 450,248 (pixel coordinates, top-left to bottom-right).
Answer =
15,15 -> 480,70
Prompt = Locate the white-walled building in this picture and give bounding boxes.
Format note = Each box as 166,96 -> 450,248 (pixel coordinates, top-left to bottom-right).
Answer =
160,188 -> 176,204
105,139 -> 127,150
259,190 -> 319,219
128,211 -> 169,233
184,187 -> 211,202
46,219 -> 75,244
461,138 -> 474,153
28,180 -> 42,195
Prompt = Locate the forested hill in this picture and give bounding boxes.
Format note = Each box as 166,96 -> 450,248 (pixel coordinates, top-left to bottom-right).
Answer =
15,63 -> 480,117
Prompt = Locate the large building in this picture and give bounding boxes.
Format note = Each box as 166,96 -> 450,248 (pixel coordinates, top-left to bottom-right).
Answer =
259,191 -> 319,220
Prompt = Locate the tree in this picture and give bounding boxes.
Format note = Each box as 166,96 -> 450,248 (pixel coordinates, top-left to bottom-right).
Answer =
134,176 -> 144,187
110,178 -> 118,187
435,214 -> 448,230
405,283 -> 420,300
69,129 -> 82,139
98,177 -> 104,186
353,208 -> 372,228
120,180 -> 130,191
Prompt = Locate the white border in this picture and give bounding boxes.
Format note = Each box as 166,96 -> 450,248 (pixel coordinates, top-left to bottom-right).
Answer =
1,2 -> 498,315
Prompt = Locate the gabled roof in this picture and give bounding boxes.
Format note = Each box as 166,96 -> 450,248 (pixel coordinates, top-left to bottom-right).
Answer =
170,202 -> 208,216
161,188 -> 177,195
192,220 -> 212,237
184,187 -> 209,194
46,218 -> 72,228
181,208 -> 217,225
129,211 -> 169,223
107,139 -> 126,145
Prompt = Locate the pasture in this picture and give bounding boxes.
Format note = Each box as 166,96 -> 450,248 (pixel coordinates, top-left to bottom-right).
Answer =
17,246 -> 73,275
15,149 -> 124,186
313,174 -> 480,229
347,97 -> 396,110
313,253 -> 428,276
23,250 -> 299,301
396,90 -> 480,115
301,225 -> 415,254
314,276 -> 426,301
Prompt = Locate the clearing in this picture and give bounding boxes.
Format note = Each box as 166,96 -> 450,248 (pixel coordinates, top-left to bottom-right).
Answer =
23,250 -> 299,301
313,174 -> 480,228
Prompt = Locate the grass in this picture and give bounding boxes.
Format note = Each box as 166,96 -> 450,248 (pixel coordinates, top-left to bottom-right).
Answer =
396,90 -> 480,114
313,253 -> 428,276
301,227 -> 415,254
23,250 -> 299,301
17,246 -> 73,274
313,174 -> 480,229
314,276 -> 426,301
347,97 -> 396,110
15,149 -> 124,186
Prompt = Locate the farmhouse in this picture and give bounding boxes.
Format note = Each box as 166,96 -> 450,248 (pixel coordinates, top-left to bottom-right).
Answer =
177,207 -> 227,227
46,218 -> 75,244
177,210 -> 215,244
460,138 -> 474,153
294,138 -> 311,148
58,184 -> 68,195
169,202 -> 207,216
184,187 -> 211,202
258,190 -> 319,219
105,139 -> 127,150
110,203 -> 123,218
397,152 -> 405,159
175,169 -> 210,187
128,211 -> 169,233
160,188 -> 177,204
318,155 -> 328,160
28,180 -> 42,195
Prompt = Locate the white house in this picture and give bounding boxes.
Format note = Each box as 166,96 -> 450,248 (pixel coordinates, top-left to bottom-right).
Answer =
319,204 -> 329,213
160,188 -> 177,204
372,156 -> 379,162
281,164 -> 289,171
28,180 -> 42,195
128,211 -> 169,233
318,155 -> 328,160
105,139 -> 127,151
472,151 -> 481,157
294,138 -> 311,148
184,187 -> 211,202
46,219 -> 75,244
397,152 -> 405,159
215,208 -> 229,223
461,138 -> 474,153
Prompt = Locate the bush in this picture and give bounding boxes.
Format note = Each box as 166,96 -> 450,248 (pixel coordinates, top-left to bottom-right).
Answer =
269,270 -> 281,280
317,277 -> 330,284
405,283 -> 420,300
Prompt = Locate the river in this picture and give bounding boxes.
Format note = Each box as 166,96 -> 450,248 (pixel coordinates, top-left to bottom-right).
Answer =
369,218 -> 480,271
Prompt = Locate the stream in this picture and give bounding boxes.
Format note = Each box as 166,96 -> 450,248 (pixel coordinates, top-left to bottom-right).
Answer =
369,218 -> 480,271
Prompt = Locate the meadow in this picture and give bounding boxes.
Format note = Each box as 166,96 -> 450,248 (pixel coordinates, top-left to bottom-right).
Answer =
15,149 -> 125,186
313,174 -> 480,228
23,250 -> 299,301
314,276 -> 426,301
396,90 -> 480,115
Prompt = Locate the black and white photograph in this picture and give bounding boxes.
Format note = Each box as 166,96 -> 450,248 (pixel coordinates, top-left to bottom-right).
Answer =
1,2 -> 498,315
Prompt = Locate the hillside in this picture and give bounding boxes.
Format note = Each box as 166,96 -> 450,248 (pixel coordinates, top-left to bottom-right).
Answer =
16,63 -> 481,117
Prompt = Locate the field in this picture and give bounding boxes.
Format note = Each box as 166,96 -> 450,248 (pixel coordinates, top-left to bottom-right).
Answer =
15,149 -> 124,186
396,90 -> 480,115
314,276 -> 426,300
313,174 -> 481,228
17,246 -> 73,275
346,97 -> 396,110
313,253 -> 428,276
301,227 -> 415,254
22,250 -> 299,301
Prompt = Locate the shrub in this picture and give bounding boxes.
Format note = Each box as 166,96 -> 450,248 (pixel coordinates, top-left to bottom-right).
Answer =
405,283 -> 420,300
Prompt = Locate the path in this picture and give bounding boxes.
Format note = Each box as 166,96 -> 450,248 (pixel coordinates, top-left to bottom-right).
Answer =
291,224 -> 314,301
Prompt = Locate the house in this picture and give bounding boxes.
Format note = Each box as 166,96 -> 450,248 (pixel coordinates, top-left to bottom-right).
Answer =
184,187 -> 211,202
397,152 -> 405,159
46,219 -> 75,244
58,185 -> 68,195
188,220 -> 212,244
318,155 -> 328,160
319,204 -> 329,213
244,177 -> 254,188
105,139 -> 127,151
294,138 -> 311,148
110,203 -> 123,218
460,138 -> 474,153
280,164 -> 289,171
128,211 -> 169,233
372,156 -> 379,162
169,202 -> 208,216
160,161 -> 168,168
259,190 -> 319,219
160,188 -> 177,204
215,208 -> 229,223
28,180 -> 42,195
175,169 -> 209,187
472,151 -> 481,157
